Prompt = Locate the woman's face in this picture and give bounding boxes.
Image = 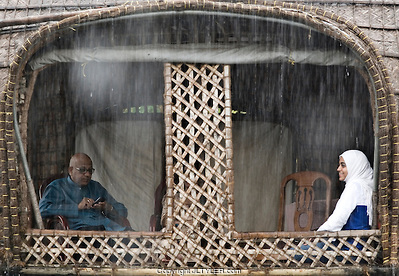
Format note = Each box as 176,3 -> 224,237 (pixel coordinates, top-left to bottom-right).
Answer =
337,156 -> 348,181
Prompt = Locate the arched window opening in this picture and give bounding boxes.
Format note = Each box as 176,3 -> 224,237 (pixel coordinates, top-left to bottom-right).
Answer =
24,11 -> 376,233
13,5 -> 385,268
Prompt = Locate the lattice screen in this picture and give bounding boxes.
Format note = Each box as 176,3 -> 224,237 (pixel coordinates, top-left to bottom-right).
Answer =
21,229 -> 381,268
163,63 -> 235,265
22,230 -> 168,267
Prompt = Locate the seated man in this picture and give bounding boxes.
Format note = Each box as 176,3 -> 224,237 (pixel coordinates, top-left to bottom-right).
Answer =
39,153 -> 131,231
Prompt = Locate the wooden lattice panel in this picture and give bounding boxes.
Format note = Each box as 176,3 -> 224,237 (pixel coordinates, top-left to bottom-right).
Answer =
233,230 -> 381,268
22,229 -> 170,267
163,63 -> 234,266
21,229 -> 381,268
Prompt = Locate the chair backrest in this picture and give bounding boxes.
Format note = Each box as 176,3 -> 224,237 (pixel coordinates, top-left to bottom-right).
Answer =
39,173 -> 66,199
278,171 -> 332,232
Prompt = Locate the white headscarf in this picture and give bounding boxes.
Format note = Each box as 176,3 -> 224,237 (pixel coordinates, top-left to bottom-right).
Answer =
340,150 -> 374,225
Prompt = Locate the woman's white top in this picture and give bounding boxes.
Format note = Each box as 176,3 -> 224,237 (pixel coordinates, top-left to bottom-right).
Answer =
317,150 -> 374,232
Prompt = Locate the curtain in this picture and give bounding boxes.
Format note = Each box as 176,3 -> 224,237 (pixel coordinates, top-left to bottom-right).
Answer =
233,121 -> 292,232
75,120 -> 163,231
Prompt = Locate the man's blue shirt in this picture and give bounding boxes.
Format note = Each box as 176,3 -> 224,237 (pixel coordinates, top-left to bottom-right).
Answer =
39,176 -> 128,231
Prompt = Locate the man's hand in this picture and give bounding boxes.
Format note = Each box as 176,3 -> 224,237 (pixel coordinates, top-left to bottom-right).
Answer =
78,197 -> 94,210
92,201 -> 113,213
78,197 -> 114,213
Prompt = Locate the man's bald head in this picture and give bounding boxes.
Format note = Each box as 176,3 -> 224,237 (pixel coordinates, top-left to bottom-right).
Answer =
68,153 -> 94,186
69,153 -> 92,167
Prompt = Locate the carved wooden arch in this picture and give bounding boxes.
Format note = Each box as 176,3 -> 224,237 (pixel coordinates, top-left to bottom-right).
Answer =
2,0 -> 397,266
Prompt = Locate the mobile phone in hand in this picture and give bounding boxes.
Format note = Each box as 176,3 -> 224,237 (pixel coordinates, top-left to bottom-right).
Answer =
93,197 -> 105,205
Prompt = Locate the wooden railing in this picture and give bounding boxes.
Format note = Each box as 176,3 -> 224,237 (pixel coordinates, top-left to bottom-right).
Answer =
21,229 -> 381,268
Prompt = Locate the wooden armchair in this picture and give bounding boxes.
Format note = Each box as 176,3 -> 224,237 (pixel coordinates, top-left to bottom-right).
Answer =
278,171 -> 332,232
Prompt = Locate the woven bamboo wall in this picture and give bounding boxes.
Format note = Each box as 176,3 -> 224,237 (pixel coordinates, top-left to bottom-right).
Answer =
0,0 -> 398,271
1,2 -> 398,93
24,66 -> 75,189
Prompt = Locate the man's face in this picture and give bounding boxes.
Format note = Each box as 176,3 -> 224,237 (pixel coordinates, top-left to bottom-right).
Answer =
69,156 -> 94,186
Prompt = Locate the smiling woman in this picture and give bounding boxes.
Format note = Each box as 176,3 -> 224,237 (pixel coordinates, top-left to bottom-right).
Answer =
318,150 -> 374,232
